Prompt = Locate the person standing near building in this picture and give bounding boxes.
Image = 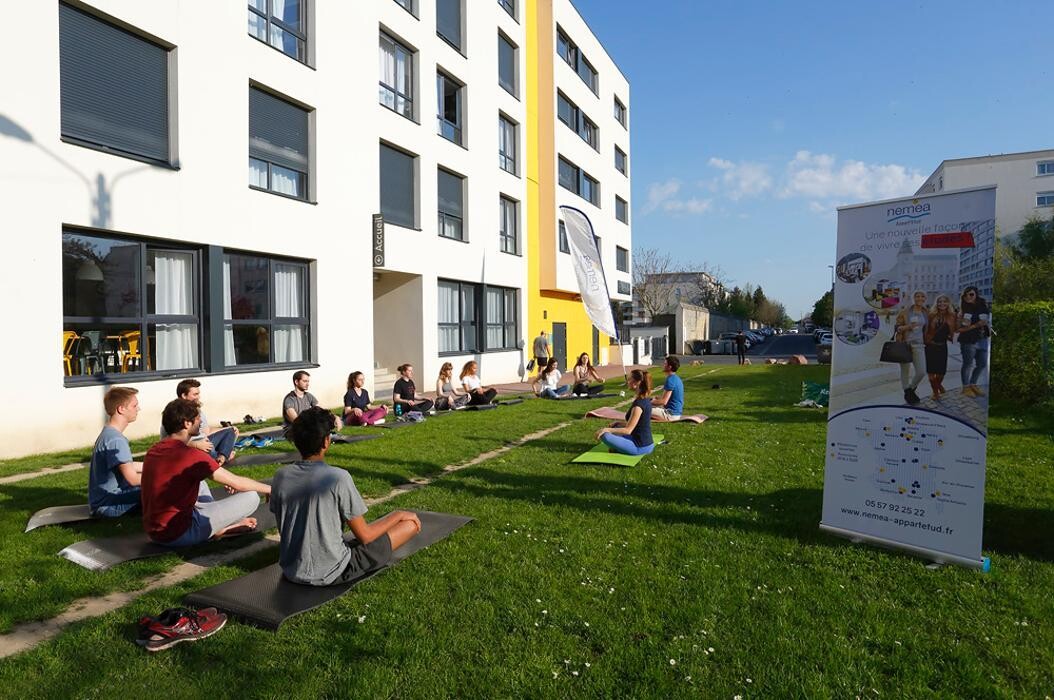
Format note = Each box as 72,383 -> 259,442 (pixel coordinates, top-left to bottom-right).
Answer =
735,330 -> 747,365
532,330 -> 551,375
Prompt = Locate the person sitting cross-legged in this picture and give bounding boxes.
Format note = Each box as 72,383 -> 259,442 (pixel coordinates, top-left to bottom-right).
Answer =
343,371 -> 389,426
460,361 -> 498,405
532,358 -> 571,399
571,353 -> 606,396
89,386 -> 144,518
160,379 -> 239,467
142,399 -> 271,548
271,407 -> 422,586
594,369 -> 655,457
435,362 -> 471,411
651,355 -> 685,421
392,363 -> 434,415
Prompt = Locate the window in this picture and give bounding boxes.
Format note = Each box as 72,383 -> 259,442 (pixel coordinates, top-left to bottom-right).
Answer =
556,27 -> 597,94
248,0 -> 307,62
436,71 -> 463,145
380,144 -> 416,228
62,231 -> 199,379
59,3 -> 171,164
499,115 -> 518,174
485,287 -> 518,350
379,32 -> 414,119
224,253 -> 310,367
498,0 -> 515,18
559,221 -> 570,253
558,156 -> 600,206
616,246 -> 629,272
438,280 -> 518,353
614,97 -> 627,127
615,196 -> 628,223
249,87 -> 310,200
498,33 -> 518,96
394,0 -> 415,15
557,92 -> 597,149
437,0 -> 462,50
618,280 -> 631,295
438,280 -> 478,353
1039,191 -> 1054,207
1039,161 -> 1054,176
615,146 -> 627,175
500,196 -> 518,254
438,168 -> 465,240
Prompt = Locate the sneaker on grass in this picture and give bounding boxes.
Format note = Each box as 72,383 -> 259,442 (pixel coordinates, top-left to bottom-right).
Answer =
136,607 -> 227,652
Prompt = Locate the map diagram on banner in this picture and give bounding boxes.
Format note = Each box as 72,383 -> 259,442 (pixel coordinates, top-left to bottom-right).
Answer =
827,408 -> 983,518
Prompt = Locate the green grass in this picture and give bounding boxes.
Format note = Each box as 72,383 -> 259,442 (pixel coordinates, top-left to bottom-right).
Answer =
1,365 -> 1052,698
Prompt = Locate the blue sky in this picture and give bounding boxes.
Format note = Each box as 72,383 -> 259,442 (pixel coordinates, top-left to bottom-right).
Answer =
573,0 -> 1054,320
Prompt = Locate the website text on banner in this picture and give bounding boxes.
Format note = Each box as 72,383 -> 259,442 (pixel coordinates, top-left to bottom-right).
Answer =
819,186 -> 996,570
559,206 -> 618,339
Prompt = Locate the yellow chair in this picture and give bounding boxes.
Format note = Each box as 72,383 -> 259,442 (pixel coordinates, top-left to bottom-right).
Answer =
62,331 -> 79,376
121,330 -> 142,372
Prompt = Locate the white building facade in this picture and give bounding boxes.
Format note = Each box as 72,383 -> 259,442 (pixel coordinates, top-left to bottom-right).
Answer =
915,149 -> 1054,300
0,0 -> 533,457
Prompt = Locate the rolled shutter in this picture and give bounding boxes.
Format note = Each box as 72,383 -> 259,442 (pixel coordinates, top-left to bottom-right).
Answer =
249,88 -> 309,172
59,3 -> 170,162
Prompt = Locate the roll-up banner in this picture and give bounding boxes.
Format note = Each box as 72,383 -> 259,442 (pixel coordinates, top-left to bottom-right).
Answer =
559,206 -> 619,339
820,186 -> 996,570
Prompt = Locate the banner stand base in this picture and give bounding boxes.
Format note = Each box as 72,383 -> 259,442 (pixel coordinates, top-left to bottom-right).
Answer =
820,523 -> 990,572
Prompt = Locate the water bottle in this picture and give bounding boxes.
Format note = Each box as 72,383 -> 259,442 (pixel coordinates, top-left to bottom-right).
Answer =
395,403 -> 403,417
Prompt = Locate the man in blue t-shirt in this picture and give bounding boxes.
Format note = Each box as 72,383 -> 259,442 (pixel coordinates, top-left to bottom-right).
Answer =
651,355 -> 685,421
88,386 -> 144,517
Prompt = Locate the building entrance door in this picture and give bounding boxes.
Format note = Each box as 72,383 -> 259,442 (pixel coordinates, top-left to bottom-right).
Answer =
592,326 -> 599,365
551,322 -> 567,371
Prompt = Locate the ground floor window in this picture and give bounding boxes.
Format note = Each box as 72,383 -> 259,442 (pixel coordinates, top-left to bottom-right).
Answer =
438,279 -> 519,354
62,229 -> 312,383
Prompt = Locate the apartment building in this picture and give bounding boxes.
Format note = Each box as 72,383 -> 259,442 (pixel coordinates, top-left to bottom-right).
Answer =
915,149 -> 1054,299
526,0 -> 632,369
0,1 -> 630,458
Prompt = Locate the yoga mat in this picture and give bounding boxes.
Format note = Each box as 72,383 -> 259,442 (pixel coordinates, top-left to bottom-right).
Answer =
563,393 -> 618,400
585,407 -> 709,424
464,403 -> 499,411
231,451 -> 300,467
184,510 -> 473,630
571,434 -> 664,467
59,488 -> 276,571
330,433 -> 383,444
25,504 -> 94,533
498,398 -> 524,406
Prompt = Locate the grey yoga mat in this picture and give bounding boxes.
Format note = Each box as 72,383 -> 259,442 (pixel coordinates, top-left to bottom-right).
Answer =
24,453 -> 297,533
59,487 -> 276,571
184,510 -> 473,630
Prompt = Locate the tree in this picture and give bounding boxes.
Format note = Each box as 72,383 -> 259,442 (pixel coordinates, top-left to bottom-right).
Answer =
812,290 -> 833,328
995,237 -> 1054,303
1013,214 -> 1054,260
631,247 -> 681,320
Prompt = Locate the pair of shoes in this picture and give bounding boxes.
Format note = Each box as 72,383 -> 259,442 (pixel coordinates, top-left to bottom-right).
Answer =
962,385 -> 977,397
374,418 -> 386,425
234,436 -> 255,449
904,388 -> 921,405
253,436 -> 274,448
136,607 -> 227,652
970,384 -> 986,396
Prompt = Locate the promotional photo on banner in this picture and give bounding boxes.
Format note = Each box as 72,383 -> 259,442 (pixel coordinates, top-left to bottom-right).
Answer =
820,186 -> 997,570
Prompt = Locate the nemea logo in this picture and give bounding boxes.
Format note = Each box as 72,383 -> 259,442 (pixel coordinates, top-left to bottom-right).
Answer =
887,199 -> 931,222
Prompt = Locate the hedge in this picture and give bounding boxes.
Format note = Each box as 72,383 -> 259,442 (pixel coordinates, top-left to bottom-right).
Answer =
991,301 -> 1054,403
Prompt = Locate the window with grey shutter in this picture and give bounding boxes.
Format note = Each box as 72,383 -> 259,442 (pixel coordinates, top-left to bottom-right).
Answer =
249,87 -> 310,200
498,33 -> 517,96
59,3 -> 171,164
438,168 -> 465,240
380,144 -> 417,228
437,0 -> 462,50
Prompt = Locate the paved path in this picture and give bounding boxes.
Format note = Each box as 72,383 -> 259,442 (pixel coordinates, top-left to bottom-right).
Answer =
749,334 -> 818,359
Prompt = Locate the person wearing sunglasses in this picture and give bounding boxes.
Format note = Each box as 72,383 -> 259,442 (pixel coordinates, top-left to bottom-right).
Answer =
957,286 -> 990,397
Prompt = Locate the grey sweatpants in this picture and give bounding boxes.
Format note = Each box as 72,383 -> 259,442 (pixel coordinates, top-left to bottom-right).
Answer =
164,483 -> 261,547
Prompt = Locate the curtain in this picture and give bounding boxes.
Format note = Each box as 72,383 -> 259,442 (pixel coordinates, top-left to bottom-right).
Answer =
379,34 -> 410,115
270,164 -> 300,197
222,257 -> 236,366
155,251 -> 197,370
438,282 -> 458,352
485,288 -> 503,349
248,158 -> 268,188
273,263 -> 304,362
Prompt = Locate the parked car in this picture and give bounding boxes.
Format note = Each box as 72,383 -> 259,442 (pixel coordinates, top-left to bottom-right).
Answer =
819,332 -> 833,346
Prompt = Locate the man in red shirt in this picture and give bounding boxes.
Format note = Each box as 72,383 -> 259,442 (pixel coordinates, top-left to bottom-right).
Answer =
143,399 -> 271,547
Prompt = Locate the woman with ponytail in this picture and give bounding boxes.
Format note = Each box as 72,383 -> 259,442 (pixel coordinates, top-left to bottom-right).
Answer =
593,369 -> 655,456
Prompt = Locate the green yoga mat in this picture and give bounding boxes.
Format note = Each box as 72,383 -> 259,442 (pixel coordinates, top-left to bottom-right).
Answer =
572,434 -> 664,466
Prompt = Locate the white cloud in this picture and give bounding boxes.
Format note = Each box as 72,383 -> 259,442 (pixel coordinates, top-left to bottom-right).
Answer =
707,157 -> 773,200
641,178 -> 712,215
781,150 -> 926,205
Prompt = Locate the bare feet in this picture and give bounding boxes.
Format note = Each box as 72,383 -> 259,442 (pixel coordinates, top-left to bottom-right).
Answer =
213,517 -> 257,539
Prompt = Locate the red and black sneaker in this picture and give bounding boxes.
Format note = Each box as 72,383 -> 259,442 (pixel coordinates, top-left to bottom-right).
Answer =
136,607 -> 227,652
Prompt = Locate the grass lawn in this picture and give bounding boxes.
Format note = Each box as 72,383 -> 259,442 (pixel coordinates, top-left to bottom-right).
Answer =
0,364 -> 1051,698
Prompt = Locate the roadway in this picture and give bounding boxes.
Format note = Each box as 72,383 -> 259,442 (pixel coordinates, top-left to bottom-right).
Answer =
748,333 -> 818,359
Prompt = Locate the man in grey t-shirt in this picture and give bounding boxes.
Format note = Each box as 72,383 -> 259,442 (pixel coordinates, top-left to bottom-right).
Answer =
283,370 -> 320,434
271,407 -> 422,586
532,331 -> 550,375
